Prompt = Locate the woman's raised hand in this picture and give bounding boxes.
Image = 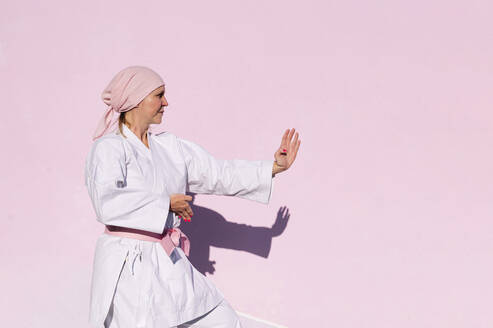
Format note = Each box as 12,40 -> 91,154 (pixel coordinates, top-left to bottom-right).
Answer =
169,194 -> 194,222
273,128 -> 301,176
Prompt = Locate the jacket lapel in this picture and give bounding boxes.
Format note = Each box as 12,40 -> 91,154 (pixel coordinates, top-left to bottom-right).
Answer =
121,124 -> 153,161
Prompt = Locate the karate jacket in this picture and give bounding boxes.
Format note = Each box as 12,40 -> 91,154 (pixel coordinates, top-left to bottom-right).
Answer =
84,123 -> 275,327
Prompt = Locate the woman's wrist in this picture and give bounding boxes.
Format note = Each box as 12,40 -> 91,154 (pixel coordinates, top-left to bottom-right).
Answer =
272,161 -> 284,177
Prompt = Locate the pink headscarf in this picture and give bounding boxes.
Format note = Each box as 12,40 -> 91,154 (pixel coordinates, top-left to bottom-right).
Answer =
92,65 -> 165,141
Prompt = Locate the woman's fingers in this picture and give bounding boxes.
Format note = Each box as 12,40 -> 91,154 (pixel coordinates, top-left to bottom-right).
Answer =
288,128 -> 295,144
290,132 -> 299,157
178,212 -> 191,221
290,130 -> 298,151
281,128 -> 296,152
294,139 -> 301,159
178,205 -> 194,222
288,136 -> 301,167
280,129 -> 289,148
276,128 -> 296,159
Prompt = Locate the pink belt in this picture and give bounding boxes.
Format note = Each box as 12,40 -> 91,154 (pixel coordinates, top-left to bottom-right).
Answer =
104,225 -> 190,257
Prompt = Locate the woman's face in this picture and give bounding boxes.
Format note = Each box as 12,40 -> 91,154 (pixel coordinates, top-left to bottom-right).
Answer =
136,85 -> 168,125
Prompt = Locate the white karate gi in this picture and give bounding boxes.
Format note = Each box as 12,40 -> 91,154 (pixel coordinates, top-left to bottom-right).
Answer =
84,124 -> 275,328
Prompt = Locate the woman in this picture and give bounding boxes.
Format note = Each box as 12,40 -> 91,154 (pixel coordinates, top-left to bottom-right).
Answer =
84,65 -> 301,328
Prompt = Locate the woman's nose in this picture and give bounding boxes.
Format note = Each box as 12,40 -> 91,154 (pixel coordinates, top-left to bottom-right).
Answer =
162,96 -> 168,106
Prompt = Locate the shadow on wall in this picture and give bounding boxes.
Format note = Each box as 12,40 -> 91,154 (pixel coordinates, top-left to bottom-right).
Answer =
179,192 -> 290,275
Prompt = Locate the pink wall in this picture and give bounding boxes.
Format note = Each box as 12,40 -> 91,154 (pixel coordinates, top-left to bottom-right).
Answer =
1,0 -> 493,327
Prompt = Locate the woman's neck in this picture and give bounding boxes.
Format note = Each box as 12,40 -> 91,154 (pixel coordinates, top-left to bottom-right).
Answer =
125,122 -> 150,147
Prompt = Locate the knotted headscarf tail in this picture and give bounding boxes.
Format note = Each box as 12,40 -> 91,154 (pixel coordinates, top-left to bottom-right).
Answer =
92,65 -> 165,141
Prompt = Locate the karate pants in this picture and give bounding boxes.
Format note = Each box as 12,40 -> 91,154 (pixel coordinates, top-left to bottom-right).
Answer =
104,299 -> 242,328
103,247 -> 242,328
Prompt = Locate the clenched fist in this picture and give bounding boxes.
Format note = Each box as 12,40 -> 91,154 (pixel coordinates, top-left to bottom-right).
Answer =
169,193 -> 194,221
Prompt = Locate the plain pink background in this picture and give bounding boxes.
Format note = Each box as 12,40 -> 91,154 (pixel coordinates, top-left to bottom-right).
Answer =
1,0 -> 493,327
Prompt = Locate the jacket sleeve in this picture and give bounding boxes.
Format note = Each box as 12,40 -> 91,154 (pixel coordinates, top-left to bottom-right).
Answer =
176,136 -> 275,204
84,138 -> 171,233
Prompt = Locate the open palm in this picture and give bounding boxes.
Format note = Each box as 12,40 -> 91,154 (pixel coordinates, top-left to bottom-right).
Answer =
274,128 -> 301,172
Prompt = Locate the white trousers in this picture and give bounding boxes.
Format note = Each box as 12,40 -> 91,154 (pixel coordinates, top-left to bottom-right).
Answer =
103,248 -> 242,328
175,300 -> 242,328
105,298 -> 242,328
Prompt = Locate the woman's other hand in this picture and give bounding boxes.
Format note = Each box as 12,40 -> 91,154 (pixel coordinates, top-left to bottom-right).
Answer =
273,128 -> 301,176
169,194 -> 194,222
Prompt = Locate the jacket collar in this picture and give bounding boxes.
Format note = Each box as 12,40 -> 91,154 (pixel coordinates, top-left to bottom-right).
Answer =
120,124 -> 153,160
